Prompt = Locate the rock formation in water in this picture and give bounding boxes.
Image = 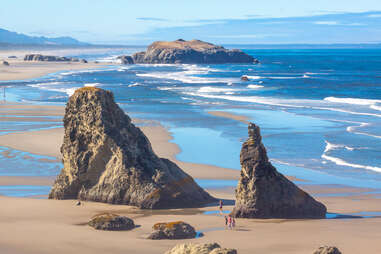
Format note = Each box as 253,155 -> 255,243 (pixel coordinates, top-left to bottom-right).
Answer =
147,221 -> 197,240
119,39 -> 258,64
49,87 -> 215,209
230,123 -> 327,219
24,54 -> 87,63
165,243 -> 237,254
117,55 -> 134,64
313,246 -> 342,254
240,75 -> 249,81
88,213 -> 135,231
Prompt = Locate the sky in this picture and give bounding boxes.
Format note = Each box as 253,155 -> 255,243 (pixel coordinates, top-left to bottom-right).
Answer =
1,0 -> 381,44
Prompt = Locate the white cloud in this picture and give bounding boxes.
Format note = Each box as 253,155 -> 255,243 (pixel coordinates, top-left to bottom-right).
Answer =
314,21 -> 339,25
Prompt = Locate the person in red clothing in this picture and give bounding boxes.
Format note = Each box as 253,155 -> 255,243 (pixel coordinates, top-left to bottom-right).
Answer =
227,215 -> 232,229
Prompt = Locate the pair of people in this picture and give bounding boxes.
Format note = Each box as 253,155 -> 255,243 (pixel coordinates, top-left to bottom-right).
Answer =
224,215 -> 236,229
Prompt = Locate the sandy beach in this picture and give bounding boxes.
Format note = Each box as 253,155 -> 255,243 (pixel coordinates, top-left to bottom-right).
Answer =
0,60 -> 381,254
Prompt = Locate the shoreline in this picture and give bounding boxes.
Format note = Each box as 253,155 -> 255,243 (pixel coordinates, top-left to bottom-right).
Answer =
0,62 -> 381,253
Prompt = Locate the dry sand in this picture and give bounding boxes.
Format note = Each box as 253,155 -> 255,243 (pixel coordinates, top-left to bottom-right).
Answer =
0,194 -> 381,254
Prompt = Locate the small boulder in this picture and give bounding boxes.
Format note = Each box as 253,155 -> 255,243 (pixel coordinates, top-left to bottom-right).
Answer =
80,59 -> 88,63
8,56 -> 17,59
165,243 -> 237,254
313,246 -> 342,254
88,213 -> 135,231
2,61 -> 10,66
148,221 -> 196,240
240,75 -> 249,81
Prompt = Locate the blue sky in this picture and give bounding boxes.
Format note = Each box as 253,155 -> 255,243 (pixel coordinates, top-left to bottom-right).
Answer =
1,0 -> 381,44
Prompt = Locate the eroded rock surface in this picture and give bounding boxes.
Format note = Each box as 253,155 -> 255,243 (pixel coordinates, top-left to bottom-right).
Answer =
148,221 -> 197,240
231,123 -> 327,219
313,246 -> 342,254
165,243 -> 237,254
49,87 -> 215,209
24,54 -> 86,62
88,213 -> 135,231
119,39 -> 258,64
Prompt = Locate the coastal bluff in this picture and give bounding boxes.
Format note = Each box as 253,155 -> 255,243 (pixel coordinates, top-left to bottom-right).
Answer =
120,39 -> 258,64
231,123 -> 327,219
49,87 -> 215,209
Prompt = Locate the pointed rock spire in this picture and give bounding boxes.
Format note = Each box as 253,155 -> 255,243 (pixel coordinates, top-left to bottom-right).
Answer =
231,123 -> 327,219
49,87 -> 215,209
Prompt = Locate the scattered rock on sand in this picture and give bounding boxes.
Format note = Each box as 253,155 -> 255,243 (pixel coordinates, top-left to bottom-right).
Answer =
148,221 -> 197,240
80,59 -> 88,63
230,123 -> 327,219
8,56 -> 17,59
49,87 -> 215,209
88,213 -> 135,231
165,243 -> 237,254
2,61 -> 10,66
313,246 -> 342,254
240,75 -> 249,81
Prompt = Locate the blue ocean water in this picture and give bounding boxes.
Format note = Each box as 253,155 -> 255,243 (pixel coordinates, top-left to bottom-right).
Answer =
1,48 -> 381,192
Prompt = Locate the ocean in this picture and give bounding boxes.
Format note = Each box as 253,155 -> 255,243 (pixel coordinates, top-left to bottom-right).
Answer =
1,48 -> 381,196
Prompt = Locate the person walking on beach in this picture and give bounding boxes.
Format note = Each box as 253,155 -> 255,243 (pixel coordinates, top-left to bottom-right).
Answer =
227,215 -> 232,229
232,217 -> 236,229
224,216 -> 228,228
219,200 -> 223,214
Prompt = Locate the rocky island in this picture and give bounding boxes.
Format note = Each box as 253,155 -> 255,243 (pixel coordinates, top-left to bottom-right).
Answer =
49,87 -> 215,209
119,39 -> 258,64
231,123 -> 327,219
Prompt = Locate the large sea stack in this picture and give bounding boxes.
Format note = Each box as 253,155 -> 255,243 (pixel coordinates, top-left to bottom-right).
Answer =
49,87 -> 215,209
231,123 -> 327,219
120,39 -> 258,64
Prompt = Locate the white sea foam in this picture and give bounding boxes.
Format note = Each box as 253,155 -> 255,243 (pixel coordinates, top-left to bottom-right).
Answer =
370,104 -> 381,111
321,154 -> 381,173
128,82 -> 141,87
198,86 -> 236,93
137,71 -> 235,84
322,141 -> 381,172
323,141 -> 355,153
59,69 -> 107,76
247,84 -> 264,89
245,75 -> 262,80
324,97 -> 381,106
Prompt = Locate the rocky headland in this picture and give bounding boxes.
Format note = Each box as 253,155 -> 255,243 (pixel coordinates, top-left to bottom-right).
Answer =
48,87 -> 215,209
231,123 -> 327,219
119,39 -> 258,64
24,54 -> 86,62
